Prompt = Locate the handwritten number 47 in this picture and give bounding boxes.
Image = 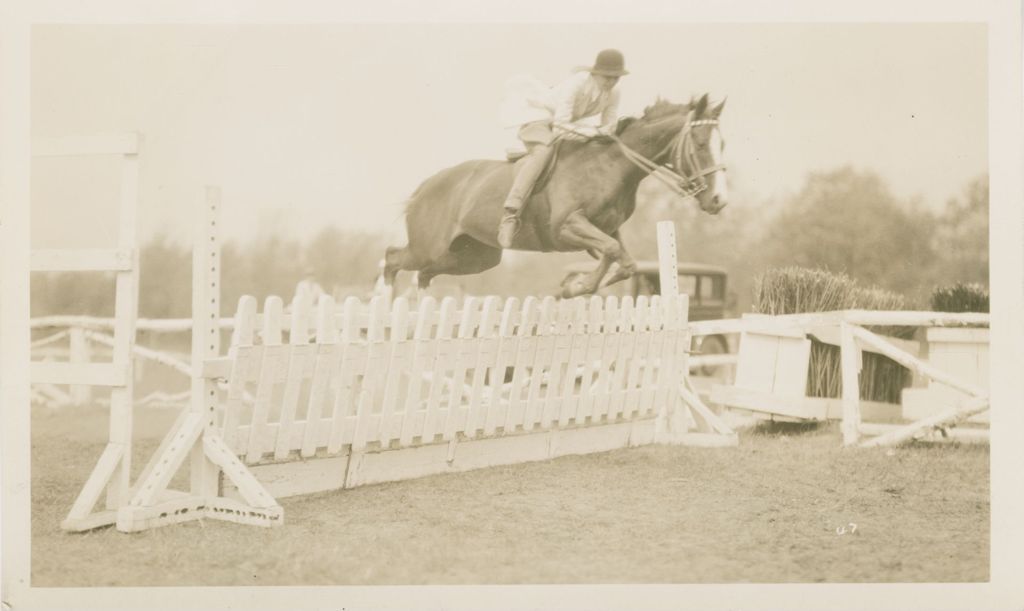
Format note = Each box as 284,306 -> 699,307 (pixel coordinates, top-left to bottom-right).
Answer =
836,523 -> 858,535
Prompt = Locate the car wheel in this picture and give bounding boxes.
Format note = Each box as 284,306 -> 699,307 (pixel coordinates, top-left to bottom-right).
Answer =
693,334 -> 731,379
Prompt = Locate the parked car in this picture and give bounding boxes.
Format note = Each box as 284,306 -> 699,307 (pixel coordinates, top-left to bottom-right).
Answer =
561,261 -> 733,374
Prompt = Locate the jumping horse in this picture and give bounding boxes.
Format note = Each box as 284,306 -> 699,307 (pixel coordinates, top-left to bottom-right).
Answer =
383,93 -> 728,298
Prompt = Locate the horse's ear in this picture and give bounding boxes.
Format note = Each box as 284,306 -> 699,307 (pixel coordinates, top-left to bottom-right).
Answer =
694,93 -> 710,117
711,97 -> 727,118
615,116 -> 637,135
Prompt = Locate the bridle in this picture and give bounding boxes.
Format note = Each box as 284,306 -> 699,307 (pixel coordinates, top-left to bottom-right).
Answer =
670,117 -> 727,197
609,114 -> 727,199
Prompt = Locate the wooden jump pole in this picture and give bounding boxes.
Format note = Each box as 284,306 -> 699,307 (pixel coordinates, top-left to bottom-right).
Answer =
52,133 -> 142,532
189,186 -> 223,498
655,220 -> 737,446
113,187 -> 282,532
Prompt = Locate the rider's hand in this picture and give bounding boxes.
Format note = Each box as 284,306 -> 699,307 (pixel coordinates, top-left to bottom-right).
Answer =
594,126 -> 616,141
573,126 -> 600,139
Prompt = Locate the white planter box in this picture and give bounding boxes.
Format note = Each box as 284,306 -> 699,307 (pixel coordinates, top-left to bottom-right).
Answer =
901,327 -> 989,424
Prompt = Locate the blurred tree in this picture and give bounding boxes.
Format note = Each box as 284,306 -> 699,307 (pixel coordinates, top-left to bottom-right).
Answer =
31,171 -> 984,322
220,236 -> 303,306
138,233 -> 191,318
756,166 -> 937,301
30,272 -> 115,317
305,226 -> 390,293
932,174 -> 988,286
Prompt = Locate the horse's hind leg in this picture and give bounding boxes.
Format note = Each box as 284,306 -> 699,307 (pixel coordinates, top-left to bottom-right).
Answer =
384,245 -> 415,287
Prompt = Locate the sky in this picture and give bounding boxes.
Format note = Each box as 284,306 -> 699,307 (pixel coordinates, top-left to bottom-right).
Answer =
30,22 -> 987,249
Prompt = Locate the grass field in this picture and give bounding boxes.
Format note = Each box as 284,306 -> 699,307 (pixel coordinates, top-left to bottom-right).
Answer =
28,402 -> 989,587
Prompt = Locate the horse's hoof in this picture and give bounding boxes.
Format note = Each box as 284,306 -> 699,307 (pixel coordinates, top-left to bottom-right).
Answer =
561,280 -> 591,299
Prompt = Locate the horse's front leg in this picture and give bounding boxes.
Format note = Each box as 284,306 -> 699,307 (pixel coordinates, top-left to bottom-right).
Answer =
598,230 -> 637,289
556,212 -> 635,298
562,255 -> 615,298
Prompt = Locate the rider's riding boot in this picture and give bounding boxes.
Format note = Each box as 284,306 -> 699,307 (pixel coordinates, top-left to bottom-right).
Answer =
497,207 -> 521,248
498,143 -> 552,248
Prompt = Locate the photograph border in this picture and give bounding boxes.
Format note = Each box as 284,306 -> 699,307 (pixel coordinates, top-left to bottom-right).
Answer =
2,1 -> 1021,609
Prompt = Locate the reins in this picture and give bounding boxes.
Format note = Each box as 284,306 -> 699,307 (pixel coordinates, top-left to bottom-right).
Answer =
561,116 -> 725,198
610,133 -> 700,198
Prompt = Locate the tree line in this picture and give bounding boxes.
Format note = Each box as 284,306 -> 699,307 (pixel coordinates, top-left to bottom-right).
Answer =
31,167 -> 988,319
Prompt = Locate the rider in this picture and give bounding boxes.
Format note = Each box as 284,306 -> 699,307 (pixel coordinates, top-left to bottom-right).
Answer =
496,49 -> 629,248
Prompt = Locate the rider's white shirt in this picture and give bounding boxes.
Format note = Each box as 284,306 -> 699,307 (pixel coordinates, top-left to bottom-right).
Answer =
500,71 -> 620,133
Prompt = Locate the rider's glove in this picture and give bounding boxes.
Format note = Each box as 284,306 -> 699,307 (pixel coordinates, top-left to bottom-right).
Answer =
572,126 -> 600,139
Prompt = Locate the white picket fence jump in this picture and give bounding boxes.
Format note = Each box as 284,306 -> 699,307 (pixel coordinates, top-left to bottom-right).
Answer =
58,208 -> 736,533
30,307 -> 739,417
194,290 -> 726,507
31,313 -> 736,412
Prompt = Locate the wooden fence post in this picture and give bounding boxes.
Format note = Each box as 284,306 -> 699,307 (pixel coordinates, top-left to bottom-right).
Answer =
840,322 -> 862,446
68,327 -> 92,405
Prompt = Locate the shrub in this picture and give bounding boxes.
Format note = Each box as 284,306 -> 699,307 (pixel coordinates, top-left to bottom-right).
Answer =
930,283 -> 989,313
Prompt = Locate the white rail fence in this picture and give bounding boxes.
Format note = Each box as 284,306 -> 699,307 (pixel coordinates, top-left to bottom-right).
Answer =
706,310 -> 989,446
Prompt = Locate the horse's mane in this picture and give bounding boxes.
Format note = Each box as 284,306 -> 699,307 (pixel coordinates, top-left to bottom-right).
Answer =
643,98 -> 691,120
615,97 -> 692,135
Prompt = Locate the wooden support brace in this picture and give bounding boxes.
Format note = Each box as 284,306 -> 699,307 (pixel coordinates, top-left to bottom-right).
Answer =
61,443 -> 126,531
861,396 -> 990,447
679,379 -> 737,439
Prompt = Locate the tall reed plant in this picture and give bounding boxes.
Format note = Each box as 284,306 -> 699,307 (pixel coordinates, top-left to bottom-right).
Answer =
753,267 -> 914,403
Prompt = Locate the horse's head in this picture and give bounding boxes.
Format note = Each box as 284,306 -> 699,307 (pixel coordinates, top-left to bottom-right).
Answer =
631,94 -> 729,215
677,93 -> 728,214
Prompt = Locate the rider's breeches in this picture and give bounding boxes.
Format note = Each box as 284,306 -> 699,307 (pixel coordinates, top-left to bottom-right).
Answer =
504,143 -> 553,213
504,120 -> 556,213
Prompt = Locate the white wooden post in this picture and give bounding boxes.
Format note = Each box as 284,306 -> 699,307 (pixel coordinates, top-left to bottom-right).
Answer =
840,322 -> 862,446
52,133 -> 143,530
104,136 -> 140,510
656,221 -> 679,300
190,186 -> 222,497
68,326 -> 92,405
654,221 -> 684,438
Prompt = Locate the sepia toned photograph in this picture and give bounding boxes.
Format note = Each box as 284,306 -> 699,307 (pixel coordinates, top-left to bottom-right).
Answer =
2,2 -> 1022,610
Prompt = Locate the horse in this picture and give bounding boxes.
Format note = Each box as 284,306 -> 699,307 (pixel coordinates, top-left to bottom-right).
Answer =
383,93 -> 728,298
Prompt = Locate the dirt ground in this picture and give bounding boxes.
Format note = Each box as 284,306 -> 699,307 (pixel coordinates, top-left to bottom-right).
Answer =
27,403 -> 989,587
